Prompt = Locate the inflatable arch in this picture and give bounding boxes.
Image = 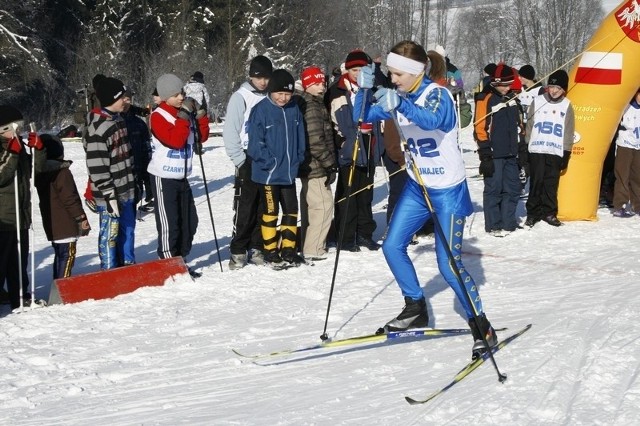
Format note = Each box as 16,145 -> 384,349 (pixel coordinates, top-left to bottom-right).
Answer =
558,0 -> 640,221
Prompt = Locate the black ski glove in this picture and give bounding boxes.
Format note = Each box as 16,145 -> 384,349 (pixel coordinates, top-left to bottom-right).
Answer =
325,167 -> 337,187
477,146 -> 494,178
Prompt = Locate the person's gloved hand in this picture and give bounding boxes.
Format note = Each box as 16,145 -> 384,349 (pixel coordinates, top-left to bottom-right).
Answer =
477,146 -> 494,178
194,141 -> 203,155
403,150 -> 414,171
195,104 -> 207,119
105,196 -> 120,218
178,97 -> 198,120
325,167 -> 337,187
74,214 -> 91,236
560,150 -> 571,171
374,88 -> 401,112
357,63 -> 375,89
27,132 -> 44,150
6,136 -> 22,154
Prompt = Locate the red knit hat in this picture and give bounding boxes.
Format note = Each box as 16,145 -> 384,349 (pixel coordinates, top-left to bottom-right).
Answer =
491,63 -> 515,85
345,50 -> 371,69
301,66 -> 325,89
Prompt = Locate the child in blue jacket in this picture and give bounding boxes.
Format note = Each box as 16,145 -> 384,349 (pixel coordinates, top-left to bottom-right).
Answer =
247,69 -> 306,267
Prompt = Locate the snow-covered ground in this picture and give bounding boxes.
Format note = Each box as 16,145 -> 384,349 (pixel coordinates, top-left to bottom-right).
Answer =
1,118 -> 639,425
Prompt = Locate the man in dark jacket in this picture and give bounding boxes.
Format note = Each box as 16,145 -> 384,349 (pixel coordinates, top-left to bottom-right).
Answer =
0,106 -> 46,309
328,50 -> 385,251
474,64 -> 525,236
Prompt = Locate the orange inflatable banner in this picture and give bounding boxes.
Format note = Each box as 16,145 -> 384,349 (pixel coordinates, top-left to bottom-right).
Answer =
558,0 -> 640,220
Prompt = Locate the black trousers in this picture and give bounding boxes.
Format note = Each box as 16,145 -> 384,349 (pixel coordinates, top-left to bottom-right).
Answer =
0,229 -> 30,309
151,175 -> 198,259
334,163 -> 376,245
230,159 -> 264,255
382,152 -> 408,224
526,152 -> 562,220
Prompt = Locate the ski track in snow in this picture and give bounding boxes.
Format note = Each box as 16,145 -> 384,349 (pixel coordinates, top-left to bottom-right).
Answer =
1,117 -> 640,424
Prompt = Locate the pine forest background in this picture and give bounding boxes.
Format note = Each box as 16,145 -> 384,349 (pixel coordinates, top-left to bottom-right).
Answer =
0,0 -> 605,129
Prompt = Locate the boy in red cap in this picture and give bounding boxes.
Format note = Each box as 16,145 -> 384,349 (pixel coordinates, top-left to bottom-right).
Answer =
474,63 -> 525,236
295,67 -> 337,260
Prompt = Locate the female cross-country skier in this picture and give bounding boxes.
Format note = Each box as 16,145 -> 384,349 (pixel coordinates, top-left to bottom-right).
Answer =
354,40 -> 497,357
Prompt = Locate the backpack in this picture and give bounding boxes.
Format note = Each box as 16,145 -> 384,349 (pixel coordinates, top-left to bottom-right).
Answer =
459,102 -> 473,128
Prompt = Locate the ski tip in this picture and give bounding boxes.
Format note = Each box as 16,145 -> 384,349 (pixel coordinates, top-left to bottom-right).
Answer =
405,396 -> 417,404
405,396 -> 425,405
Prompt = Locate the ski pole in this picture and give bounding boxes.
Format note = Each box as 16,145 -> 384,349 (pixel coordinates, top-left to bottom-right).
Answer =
320,88 -> 368,342
11,123 -> 24,312
28,122 -> 37,307
391,116 -> 507,382
194,118 -> 223,272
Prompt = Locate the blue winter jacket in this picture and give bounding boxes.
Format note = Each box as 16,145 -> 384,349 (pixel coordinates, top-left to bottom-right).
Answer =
247,96 -> 306,185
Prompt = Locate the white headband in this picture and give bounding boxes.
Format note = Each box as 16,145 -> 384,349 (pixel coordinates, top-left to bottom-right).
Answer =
386,52 -> 426,75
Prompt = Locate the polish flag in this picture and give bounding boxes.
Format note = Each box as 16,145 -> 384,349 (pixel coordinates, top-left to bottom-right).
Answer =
575,52 -> 623,85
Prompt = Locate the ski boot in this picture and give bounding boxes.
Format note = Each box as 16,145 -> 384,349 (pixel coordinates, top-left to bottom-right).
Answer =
469,314 -> 498,360
376,296 -> 428,335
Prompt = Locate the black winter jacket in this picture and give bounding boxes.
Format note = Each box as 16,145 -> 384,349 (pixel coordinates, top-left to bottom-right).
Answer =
0,135 -> 46,232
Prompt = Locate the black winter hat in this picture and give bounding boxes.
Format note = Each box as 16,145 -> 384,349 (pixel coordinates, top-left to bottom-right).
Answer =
267,69 -> 295,93
0,105 -> 24,132
518,65 -> 535,80
249,55 -> 273,78
92,73 -> 107,89
96,77 -> 127,107
548,69 -> 569,92
491,63 -> 515,85
483,63 -> 497,76
345,50 -> 371,69
192,71 -> 204,83
41,134 -> 64,160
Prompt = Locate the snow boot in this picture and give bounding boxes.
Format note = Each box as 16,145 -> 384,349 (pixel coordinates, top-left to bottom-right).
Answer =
356,235 -> 381,251
249,248 -> 265,266
188,267 -> 202,279
469,314 -> 498,359
377,296 -> 428,334
228,253 -> 248,270
281,249 -> 305,266
264,250 -> 284,265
